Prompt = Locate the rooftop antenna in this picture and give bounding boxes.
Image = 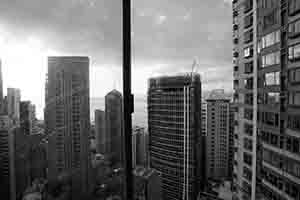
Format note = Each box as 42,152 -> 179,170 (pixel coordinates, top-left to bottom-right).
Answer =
190,57 -> 199,78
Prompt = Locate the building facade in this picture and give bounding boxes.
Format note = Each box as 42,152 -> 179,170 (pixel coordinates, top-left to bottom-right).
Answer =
134,126 -> 148,167
232,0 -> 258,199
45,56 -> 91,199
20,101 -> 35,136
0,116 -> 16,200
105,89 -> 123,168
95,109 -> 106,154
232,0 -> 300,200
148,74 -> 203,200
205,89 -> 231,180
7,88 -> 21,127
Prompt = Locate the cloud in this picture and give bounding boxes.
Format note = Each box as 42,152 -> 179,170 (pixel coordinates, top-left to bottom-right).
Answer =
0,0 -> 233,118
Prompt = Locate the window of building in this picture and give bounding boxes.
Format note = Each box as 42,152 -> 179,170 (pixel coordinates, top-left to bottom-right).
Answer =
244,77 -> 253,89
259,30 -> 280,50
289,92 -> 300,106
261,51 -> 280,68
264,71 -> 280,86
244,61 -> 253,74
288,115 -> 300,131
244,123 -> 253,136
244,46 -> 253,58
263,10 -> 278,29
261,112 -> 279,127
245,93 -> 253,105
243,153 -> 252,166
244,29 -> 253,44
266,92 -> 280,104
244,14 -> 253,28
288,19 -> 300,38
289,68 -> 300,83
289,0 -> 300,16
243,167 -> 252,181
244,0 -> 253,13
289,43 -> 300,61
244,108 -> 253,120
244,138 -> 253,151
262,0 -> 277,9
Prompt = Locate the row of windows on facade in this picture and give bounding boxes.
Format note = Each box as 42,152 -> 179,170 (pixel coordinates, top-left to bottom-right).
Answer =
262,131 -> 300,155
261,167 -> 300,199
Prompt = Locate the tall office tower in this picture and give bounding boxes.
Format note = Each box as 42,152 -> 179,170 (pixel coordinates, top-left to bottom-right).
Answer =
233,0 -> 300,200
133,126 -> 147,167
0,60 -> 3,113
0,116 -> 16,200
105,89 -> 123,168
45,56 -> 91,199
95,109 -> 106,154
205,89 -> 231,180
201,101 -> 207,136
148,74 -> 203,200
228,103 -> 235,180
20,101 -> 34,135
7,88 -> 21,127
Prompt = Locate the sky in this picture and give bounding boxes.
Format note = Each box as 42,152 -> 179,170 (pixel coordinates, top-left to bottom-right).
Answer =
0,0 -> 232,119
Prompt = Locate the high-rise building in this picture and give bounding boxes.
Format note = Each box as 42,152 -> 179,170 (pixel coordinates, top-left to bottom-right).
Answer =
233,0 -> 300,199
205,89 -> 231,180
228,103 -> 235,180
201,101 -> 207,136
7,88 -> 21,127
133,166 -> 162,200
20,101 -> 35,135
133,126 -> 148,167
0,60 -> 4,113
0,116 -> 16,200
45,56 -> 91,199
148,74 -> 203,200
105,89 -> 123,168
232,0 -> 258,199
95,109 -> 106,154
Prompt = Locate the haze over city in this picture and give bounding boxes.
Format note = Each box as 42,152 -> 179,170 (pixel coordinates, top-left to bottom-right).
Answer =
0,0 -> 232,119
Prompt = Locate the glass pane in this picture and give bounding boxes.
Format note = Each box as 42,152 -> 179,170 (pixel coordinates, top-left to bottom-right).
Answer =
0,1 -> 125,200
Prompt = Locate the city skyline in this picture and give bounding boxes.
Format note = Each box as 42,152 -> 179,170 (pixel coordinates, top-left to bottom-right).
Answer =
0,0 -> 233,119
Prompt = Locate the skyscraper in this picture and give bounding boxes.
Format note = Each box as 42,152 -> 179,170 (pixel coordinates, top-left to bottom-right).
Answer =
205,89 -> 231,180
148,74 -> 203,200
105,89 -> 123,168
20,101 -> 35,135
0,116 -> 16,200
0,60 -> 4,113
7,88 -> 21,127
95,109 -> 106,154
45,56 -> 91,199
133,126 -> 147,167
233,0 -> 300,199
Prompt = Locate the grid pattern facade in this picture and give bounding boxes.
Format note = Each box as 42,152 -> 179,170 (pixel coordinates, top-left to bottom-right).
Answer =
148,75 -> 202,200
206,99 -> 230,179
45,57 -> 91,199
257,0 -> 300,199
232,0 -> 258,200
233,0 -> 300,200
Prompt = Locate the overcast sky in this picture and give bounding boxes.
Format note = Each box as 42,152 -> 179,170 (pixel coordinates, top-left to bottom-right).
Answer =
0,0 -> 232,119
